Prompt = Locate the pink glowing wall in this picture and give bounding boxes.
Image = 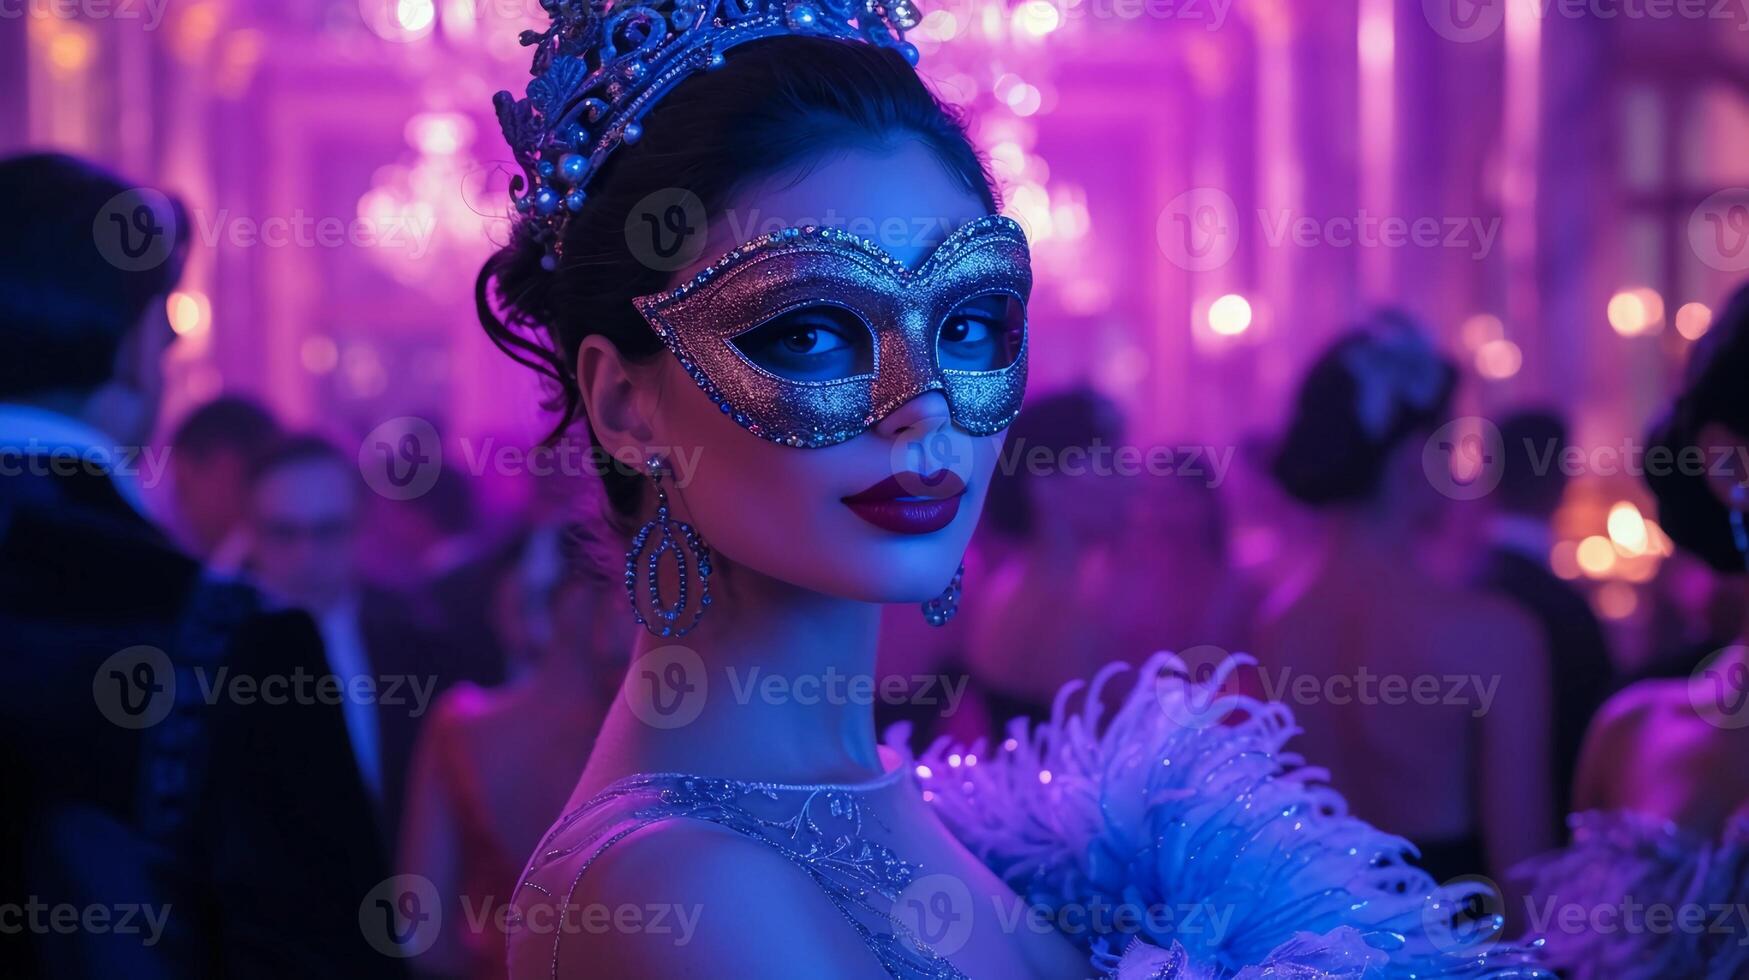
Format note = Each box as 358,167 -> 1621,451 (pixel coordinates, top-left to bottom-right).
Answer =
5,0 -> 1749,634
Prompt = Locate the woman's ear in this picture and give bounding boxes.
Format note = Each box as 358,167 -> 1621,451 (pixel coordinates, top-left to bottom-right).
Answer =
577,335 -> 657,461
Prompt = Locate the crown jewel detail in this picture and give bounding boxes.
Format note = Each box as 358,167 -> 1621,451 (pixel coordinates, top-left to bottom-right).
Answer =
494,0 -> 923,269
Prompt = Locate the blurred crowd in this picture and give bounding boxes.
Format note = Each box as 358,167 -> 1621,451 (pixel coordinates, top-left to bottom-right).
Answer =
5,152 -> 1747,979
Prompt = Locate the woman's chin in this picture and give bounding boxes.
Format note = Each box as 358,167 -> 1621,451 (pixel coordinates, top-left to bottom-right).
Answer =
759,551 -> 962,606
832,557 -> 964,605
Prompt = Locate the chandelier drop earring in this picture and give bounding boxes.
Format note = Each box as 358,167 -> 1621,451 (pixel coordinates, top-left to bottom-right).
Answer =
921,562 -> 965,627
625,455 -> 712,637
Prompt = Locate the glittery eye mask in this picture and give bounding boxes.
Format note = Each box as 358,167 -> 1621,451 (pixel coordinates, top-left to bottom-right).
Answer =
631,214 -> 1030,449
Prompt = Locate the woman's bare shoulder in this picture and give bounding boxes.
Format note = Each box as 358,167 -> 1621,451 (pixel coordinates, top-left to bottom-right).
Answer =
510,817 -> 889,979
1589,679 -> 1687,743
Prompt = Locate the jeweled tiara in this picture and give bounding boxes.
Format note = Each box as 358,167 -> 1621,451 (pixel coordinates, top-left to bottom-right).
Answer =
494,0 -> 923,269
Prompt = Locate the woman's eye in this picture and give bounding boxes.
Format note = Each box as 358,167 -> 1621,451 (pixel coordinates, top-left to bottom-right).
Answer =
940,318 -> 990,346
939,294 -> 1024,371
778,326 -> 847,356
733,306 -> 872,382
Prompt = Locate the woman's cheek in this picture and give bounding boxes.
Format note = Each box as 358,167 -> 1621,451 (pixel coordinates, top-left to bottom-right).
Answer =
667,425 -> 837,572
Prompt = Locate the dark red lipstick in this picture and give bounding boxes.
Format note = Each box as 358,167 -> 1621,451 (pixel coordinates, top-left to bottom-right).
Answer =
841,471 -> 967,535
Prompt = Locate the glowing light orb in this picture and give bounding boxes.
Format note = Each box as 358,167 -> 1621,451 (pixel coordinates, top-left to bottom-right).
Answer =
1594,582 -> 1638,620
1576,535 -> 1617,577
48,26 -> 94,72
1675,302 -> 1713,341
1608,287 -> 1664,336
166,291 -> 211,338
1475,339 -> 1522,380
301,336 -> 340,375
1207,294 -> 1253,336
1013,0 -> 1061,36
1607,501 -> 1649,556
405,113 -> 471,156
1550,541 -> 1581,580
396,0 -> 435,32
1460,313 -> 1504,350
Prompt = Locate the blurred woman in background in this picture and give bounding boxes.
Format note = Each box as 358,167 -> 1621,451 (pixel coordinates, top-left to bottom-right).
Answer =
398,524 -> 627,980
1255,312 -> 1556,891
1111,459 -> 1260,660
966,387 -> 1131,727
1519,283 -> 1749,979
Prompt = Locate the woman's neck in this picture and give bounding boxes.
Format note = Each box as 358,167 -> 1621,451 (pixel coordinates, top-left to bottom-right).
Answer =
587,563 -> 887,789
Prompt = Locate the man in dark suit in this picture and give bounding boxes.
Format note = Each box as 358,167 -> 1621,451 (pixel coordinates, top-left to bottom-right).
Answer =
1476,410 -> 1615,834
166,395 -> 281,565
242,435 -> 480,845
0,153 -> 407,978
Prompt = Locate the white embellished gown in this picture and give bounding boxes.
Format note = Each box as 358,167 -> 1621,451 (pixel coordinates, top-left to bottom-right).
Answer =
507,655 -> 1553,978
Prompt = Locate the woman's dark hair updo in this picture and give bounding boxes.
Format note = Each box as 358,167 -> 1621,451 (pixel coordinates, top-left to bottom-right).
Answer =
476,36 -> 999,521
1645,282 -> 1749,573
1272,311 -> 1459,506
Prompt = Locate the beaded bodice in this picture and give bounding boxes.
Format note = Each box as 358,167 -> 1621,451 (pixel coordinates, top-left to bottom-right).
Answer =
506,764 -> 967,979
507,652 -> 1560,979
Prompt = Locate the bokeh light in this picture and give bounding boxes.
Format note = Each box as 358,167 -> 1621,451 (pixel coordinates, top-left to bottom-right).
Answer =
397,0 -> 435,33
46,24 -> 95,73
166,291 -> 211,339
1594,581 -> 1638,620
1208,294 -> 1253,336
1013,0 -> 1062,37
1475,339 -> 1522,380
1608,287 -> 1664,336
1674,302 -> 1713,341
1607,501 -> 1649,556
301,336 -> 340,375
1550,541 -> 1581,580
1460,313 -> 1504,350
1576,535 -> 1617,577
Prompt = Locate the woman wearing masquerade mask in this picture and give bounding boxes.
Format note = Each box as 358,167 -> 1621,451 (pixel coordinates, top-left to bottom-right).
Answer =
479,1 -> 1548,976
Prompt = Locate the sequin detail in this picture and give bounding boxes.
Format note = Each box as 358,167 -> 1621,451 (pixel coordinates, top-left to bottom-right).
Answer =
507,766 -> 967,979
631,214 -> 1030,449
